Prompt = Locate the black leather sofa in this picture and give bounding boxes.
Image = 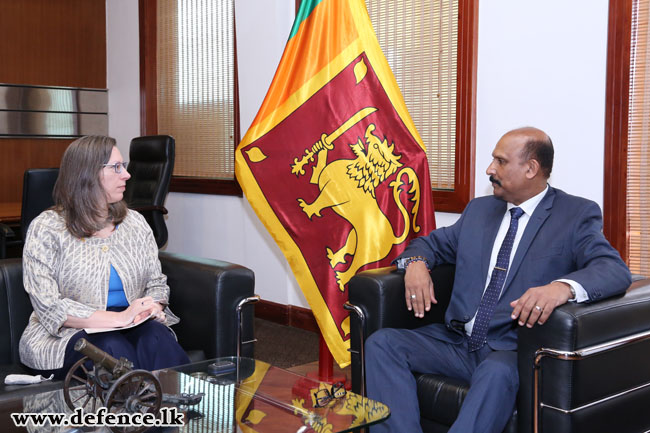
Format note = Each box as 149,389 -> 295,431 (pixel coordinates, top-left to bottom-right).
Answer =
0,251 -> 256,402
347,265 -> 650,433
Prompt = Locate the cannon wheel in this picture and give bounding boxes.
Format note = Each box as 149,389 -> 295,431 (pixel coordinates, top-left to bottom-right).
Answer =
105,369 -> 162,433
63,356 -> 107,412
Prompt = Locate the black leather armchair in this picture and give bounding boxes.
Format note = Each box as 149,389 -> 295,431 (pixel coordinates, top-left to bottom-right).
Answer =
0,168 -> 59,259
0,251 -> 256,402
347,266 -> 650,433
123,135 -> 175,248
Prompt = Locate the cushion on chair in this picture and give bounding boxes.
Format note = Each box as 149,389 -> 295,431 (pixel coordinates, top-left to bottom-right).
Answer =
416,373 -> 468,425
415,373 -> 518,433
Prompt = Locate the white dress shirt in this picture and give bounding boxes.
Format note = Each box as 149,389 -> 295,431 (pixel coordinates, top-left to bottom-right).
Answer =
465,185 -> 588,335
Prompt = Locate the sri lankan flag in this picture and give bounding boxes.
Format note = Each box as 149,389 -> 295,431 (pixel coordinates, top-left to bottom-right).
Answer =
235,0 -> 436,367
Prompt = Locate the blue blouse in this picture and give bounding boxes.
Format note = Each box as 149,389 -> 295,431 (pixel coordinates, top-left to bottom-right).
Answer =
107,265 -> 129,307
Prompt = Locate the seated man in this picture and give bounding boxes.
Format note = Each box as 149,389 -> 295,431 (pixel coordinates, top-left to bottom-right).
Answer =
365,127 -> 632,433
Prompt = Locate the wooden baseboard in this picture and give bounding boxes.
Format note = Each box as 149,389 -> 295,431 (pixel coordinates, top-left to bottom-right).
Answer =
255,299 -> 319,334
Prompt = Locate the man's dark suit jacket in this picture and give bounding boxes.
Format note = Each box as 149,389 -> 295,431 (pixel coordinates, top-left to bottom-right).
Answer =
399,186 -> 632,351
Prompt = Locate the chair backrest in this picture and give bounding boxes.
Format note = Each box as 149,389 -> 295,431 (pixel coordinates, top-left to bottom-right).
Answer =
0,258 -> 32,365
123,135 -> 175,248
20,168 -> 59,239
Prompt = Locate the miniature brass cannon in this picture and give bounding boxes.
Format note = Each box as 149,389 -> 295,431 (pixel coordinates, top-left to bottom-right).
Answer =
63,338 -> 203,433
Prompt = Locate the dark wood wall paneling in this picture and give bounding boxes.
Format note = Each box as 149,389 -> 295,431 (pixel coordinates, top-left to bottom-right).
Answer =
256,299 -> 319,333
439,0 -> 478,213
0,139 -> 71,203
0,0 -> 106,202
603,0 -> 633,261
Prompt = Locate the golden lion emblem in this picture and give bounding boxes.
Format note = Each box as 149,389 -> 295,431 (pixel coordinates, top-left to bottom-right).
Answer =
295,119 -> 421,291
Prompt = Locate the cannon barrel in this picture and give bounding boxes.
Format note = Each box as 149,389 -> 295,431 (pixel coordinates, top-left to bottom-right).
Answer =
74,338 -> 133,375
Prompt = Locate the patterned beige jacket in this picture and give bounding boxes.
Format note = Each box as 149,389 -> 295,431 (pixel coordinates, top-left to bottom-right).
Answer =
19,209 -> 180,370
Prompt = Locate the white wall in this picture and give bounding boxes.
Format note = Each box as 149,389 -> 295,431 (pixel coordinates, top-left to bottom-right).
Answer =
106,0 -> 141,158
106,0 -> 610,308
475,0 -> 609,207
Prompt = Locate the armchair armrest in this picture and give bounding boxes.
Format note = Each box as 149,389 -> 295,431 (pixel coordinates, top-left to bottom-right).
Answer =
159,251 -> 256,361
347,264 -> 455,393
516,278 -> 650,433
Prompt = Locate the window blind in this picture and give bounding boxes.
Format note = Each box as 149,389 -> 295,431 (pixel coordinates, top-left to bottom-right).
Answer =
627,0 -> 650,275
365,0 -> 458,190
156,0 -> 235,179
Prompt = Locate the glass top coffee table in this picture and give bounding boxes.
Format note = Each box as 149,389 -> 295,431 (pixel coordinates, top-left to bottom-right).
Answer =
169,356 -> 389,432
2,357 -> 388,432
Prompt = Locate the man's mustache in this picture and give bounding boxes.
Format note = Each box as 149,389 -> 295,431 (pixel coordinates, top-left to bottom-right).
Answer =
489,176 -> 502,187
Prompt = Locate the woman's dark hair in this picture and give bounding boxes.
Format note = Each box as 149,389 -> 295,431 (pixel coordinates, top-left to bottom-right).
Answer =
53,135 -> 127,238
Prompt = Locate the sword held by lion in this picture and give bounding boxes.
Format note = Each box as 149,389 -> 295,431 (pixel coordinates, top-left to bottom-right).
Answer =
293,107 -> 422,291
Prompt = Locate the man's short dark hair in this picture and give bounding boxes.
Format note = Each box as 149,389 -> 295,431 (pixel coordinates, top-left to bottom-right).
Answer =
521,135 -> 554,178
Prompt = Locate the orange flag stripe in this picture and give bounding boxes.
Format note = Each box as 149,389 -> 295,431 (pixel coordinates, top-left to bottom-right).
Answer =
249,0 -> 357,130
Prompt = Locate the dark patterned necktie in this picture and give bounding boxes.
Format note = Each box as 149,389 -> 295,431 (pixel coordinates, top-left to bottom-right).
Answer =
468,207 -> 525,352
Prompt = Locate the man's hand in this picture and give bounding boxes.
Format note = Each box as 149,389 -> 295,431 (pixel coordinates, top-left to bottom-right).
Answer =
509,281 -> 573,328
404,261 -> 437,318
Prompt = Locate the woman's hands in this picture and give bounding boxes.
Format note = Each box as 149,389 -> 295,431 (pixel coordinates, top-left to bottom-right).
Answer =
130,296 -> 166,324
65,296 -> 168,329
122,296 -> 154,326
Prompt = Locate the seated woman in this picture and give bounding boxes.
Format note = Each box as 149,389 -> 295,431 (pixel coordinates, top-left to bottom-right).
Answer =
19,135 -> 189,379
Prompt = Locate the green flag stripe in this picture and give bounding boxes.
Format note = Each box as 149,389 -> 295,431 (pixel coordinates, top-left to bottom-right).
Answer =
288,0 -> 326,40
